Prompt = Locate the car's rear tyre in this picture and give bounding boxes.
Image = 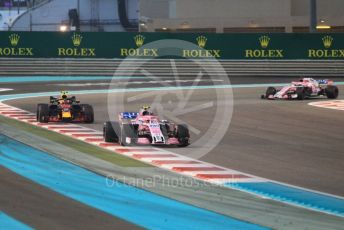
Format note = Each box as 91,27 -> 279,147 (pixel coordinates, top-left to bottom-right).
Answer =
103,121 -> 119,143
265,87 -> 277,98
120,124 -> 137,146
176,124 -> 190,147
296,87 -> 305,100
325,85 -> 339,99
36,104 -> 49,123
81,104 -> 94,123
304,87 -> 312,97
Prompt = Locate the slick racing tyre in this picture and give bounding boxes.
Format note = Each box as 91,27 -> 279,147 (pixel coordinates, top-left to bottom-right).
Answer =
81,104 -> 94,123
296,87 -> 305,100
120,124 -> 137,146
325,85 -> 339,99
177,124 -> 190,147
103,121 -> 120,143
265,87 -> 277,98
37,104 -> 49,123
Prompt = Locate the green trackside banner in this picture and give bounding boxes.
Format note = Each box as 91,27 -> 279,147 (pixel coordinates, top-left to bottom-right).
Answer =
0,31 -> 343,59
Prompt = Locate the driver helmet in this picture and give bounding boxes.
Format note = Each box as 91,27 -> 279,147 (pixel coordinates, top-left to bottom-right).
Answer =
60,91 -> 68,100
303,78 -> 311,83
140,105 -> 152,116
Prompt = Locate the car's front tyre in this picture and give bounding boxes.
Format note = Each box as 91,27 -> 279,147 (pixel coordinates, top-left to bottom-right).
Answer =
103,121 -> 119,143
265,87 -> 277,99
120,124 -> 137,146
296,87 -> 305,100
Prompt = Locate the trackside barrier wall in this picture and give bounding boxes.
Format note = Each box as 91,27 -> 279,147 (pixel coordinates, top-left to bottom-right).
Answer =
0,32 -> 344,59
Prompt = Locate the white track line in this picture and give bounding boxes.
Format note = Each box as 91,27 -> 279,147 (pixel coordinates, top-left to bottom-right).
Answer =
0,88 -> 13,92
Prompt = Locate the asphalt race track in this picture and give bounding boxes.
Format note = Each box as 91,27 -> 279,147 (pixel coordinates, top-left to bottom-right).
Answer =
3,77 -> 344,197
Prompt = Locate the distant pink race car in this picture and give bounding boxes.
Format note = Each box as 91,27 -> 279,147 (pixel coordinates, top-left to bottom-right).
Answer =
103,106 -> 190,147
261,78 -> 339,100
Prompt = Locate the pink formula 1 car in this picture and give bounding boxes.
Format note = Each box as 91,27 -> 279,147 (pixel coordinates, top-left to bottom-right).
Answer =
103,106 -> 190,147
261,78 -> 339,100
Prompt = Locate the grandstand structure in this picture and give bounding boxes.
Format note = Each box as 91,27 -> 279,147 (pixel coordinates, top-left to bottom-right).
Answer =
0,0 -> 138,31
140,0 -> 344,33
0,0 -> 343,33
0,0 -> 27,30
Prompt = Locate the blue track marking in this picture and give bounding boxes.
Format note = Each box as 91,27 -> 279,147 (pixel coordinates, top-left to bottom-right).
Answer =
0,212 -> 32,230
0,76 -> 144,83
0,135 -> 267,230
225,182 -> 344,217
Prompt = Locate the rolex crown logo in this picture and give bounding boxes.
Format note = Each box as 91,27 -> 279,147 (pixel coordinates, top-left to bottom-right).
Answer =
71,33 -> 83,47
322,35 -> 333,49
9,34 -> 20,46
134,35 -> 145,47
196,36 -> 207,48
259,35 -> 270,49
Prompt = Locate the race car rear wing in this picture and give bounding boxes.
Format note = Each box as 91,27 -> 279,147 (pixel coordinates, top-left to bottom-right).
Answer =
120,112 -> 139,119
317,79 -> 334,85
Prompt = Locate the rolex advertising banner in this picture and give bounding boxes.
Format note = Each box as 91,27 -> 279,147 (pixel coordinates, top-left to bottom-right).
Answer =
0,31 -> 343,59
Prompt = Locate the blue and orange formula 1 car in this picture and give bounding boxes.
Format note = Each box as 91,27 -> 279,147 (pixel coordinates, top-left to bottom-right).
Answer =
36,91 -> 94,123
